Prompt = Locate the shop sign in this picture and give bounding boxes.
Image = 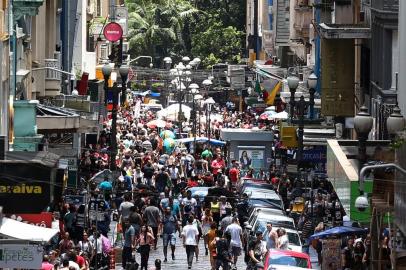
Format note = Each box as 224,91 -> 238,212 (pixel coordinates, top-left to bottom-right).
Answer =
103,22 -> 123,42
302,147 -> 327,163
280,125 -> 298,148
0,244 -> 43,269
7,212 -> 53,228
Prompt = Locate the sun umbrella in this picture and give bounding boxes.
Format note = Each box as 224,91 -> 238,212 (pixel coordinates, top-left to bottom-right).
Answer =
265,106 -> 276,111
309,226 -> 368,241
146,119 -> 167,129
259,110 -> 277,120
163,138 -> 176,154
271,111 -> 289,120
160,130 -> 175,139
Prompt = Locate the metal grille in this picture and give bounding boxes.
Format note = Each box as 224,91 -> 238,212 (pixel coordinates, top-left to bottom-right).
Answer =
371,96 -> 397,140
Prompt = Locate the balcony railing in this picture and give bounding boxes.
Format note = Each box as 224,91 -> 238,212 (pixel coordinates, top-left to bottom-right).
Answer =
44,59 -> 61,80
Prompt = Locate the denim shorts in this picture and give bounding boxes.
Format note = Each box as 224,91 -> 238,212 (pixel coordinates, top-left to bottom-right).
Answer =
163,233 -> 177,246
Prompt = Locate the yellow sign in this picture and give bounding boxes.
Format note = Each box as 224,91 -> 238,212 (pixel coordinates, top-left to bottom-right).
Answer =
281,125 -> 298,148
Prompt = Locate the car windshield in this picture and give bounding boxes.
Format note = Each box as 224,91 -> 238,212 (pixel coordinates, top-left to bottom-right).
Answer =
267,254 -> 308,268
248,199 -> 283,210
255,219 -> 295,232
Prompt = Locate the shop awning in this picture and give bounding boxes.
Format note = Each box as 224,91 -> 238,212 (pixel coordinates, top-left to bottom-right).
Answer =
318,23 -> 371,39
0,217 -> 59,243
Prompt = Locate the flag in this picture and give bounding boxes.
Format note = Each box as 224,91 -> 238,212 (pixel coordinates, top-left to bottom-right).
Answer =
263,81 -> 282,105
254,80 -> 262,94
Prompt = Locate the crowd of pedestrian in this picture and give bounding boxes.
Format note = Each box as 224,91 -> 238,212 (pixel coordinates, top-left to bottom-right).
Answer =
41,91 -> 378,270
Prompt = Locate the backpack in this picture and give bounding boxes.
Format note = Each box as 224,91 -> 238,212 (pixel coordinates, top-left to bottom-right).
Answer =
101,234 -> 112,254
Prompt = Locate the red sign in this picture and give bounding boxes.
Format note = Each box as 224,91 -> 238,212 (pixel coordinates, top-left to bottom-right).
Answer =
103,22 -> 123,42
7,212 -> 53,228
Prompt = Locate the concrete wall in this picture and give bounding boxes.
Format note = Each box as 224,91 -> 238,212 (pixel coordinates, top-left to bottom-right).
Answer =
398,0 -> 406,114
72,0 -> 96,79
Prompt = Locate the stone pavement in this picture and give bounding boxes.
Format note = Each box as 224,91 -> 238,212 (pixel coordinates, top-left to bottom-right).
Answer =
111,227 -> 247,269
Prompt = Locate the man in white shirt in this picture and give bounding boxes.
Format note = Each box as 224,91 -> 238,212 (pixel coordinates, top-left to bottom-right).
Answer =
182,215 -> 199,269
225,217 -> 243,267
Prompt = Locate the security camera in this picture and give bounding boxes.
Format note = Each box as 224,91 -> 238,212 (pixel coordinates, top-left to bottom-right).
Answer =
355,195 -> 369,212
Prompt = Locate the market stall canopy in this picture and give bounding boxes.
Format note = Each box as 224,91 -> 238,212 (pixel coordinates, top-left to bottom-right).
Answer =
309,226 -> 368,241
176,137 -> 226,146
0,217 -> 59,243
157,104 -> 192,120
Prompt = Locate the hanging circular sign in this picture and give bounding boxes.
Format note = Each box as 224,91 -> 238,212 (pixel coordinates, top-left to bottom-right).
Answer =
103,22 -> 123,42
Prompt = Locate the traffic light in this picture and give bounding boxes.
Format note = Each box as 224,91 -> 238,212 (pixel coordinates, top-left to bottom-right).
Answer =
108,39 -> 123,66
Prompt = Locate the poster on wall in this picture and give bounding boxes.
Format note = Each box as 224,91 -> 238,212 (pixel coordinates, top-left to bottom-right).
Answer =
238,148 -> 264,170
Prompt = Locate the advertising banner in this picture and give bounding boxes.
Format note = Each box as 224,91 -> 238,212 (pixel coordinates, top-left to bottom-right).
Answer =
0,163 -> 52,214
302,147 -> 327,163
238,148 -> 264,170
0,244 -> 43,269
7,212 -> 53,228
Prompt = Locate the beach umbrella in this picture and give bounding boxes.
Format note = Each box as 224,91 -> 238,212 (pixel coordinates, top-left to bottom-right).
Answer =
163,138 -> 176,154
160,130 -> 175,139
259,110 -> 277,120
309,226 -> 368,241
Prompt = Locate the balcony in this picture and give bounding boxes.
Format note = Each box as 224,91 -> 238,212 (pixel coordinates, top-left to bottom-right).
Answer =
44,58 -> 61,97
371,0 -> 398,13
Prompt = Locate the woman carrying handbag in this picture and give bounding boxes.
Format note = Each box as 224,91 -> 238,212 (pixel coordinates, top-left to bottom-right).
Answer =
137,225 -> 155,270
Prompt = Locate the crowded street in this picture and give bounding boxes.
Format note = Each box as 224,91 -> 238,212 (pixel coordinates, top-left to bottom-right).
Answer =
1,1 -> 406,270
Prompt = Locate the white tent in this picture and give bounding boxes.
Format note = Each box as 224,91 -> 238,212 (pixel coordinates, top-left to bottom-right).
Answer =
157,104 -> 192,120
0,217 -> 59,243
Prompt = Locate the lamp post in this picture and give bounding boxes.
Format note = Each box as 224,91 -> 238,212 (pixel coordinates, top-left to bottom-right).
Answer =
307,73 -> 318,119
119,65 -> 129,106
354,106 -> 373,184
205,97 -> 216,142
102,63 -> 112,105
163,57 -> 173,107
189,83 -> 200,151
287,75 -> 300,121
296,96 -> 306,172
202,78 -> 213,98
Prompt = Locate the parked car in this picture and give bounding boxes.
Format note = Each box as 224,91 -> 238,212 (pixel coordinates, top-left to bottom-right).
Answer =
186,186 -> 210,201
263,249 -> 312,269
247,207 -> 285,225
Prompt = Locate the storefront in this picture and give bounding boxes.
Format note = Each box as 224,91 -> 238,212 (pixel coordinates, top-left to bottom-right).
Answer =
0,151 -> 64,214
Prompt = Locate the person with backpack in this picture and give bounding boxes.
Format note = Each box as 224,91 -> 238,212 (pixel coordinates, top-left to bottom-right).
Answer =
211,231 -> 232,270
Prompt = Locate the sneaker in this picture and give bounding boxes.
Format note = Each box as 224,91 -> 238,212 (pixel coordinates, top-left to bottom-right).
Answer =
188,265 -> 192,269
164,258 -> 167,262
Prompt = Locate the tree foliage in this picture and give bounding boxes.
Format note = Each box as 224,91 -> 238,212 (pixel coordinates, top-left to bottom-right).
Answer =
125,0 -> 246,68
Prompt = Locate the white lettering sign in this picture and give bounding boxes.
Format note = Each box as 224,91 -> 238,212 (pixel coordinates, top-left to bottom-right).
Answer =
0,244 -> 43,269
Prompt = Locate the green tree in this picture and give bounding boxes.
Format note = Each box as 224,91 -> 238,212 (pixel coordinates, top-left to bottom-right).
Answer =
191,21 -> 244,67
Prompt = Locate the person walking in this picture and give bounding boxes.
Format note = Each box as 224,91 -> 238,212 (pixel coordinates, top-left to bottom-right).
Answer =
144,198 -> 161,250
182,215 -> 200,269
202,208 -> 214,255
225,217 -> 243,269
122,218 -> 136,269
212,231 -> 232,270
247,231 -> 266,270
162,207 -> 179,262
137,225 -> 155,270
207,222 -> 218,270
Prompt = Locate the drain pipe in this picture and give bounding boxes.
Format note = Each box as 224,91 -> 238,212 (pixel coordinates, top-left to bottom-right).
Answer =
356,163 -> 406,209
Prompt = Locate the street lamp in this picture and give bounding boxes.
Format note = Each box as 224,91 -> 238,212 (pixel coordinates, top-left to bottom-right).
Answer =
189,83 -> 200,149
164,57 -> 172,70
119,65 -> 129,106
307,73 -> 318,119
287,75 -> 300,120
296,96 -> 306,172
386,106 -> 405,138
182,56 -> 191,64
354,106 -> 373,185
102,63 -> 112,105
202,79 -> 213,98
204,97 -> 216,141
